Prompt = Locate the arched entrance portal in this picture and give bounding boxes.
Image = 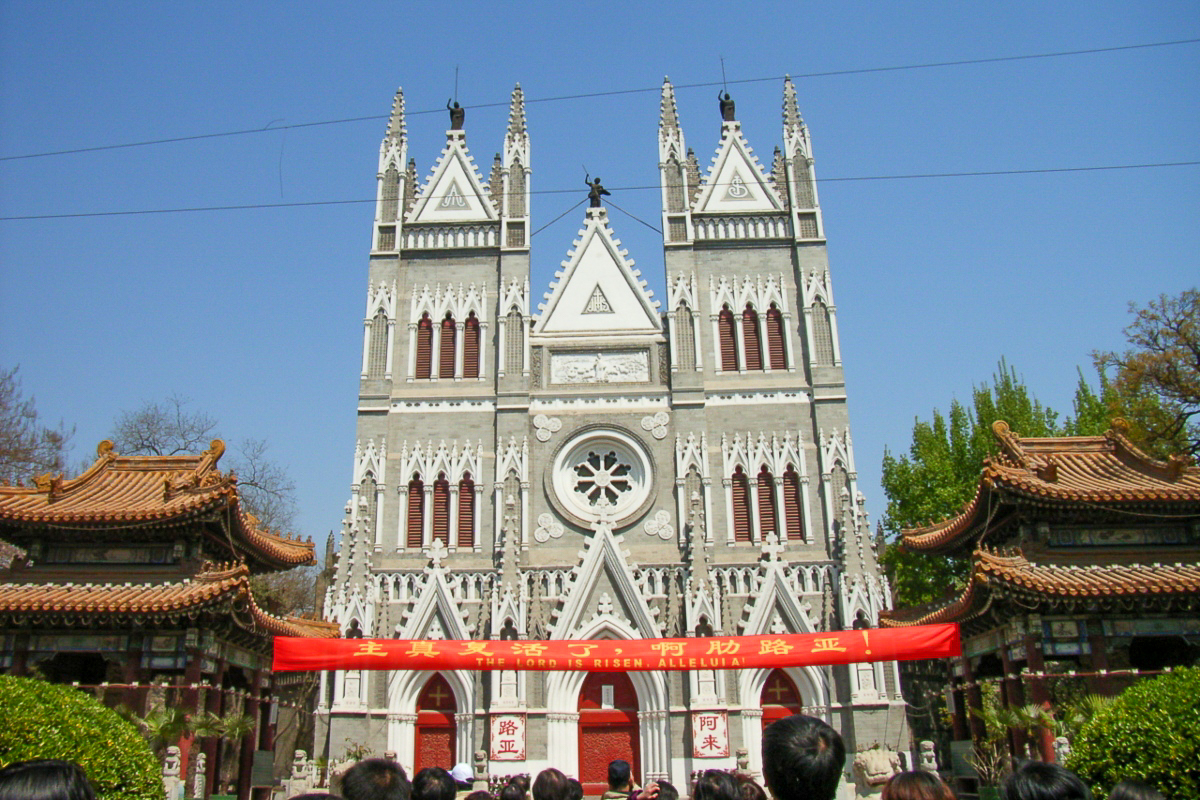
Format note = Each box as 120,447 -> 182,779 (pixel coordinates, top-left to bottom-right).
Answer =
415,674 -> 456,773
760,669 -> 804,728
578,672 -> 641,794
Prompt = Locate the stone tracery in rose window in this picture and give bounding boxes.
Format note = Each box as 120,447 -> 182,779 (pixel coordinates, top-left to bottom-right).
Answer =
572,449 -> 633,507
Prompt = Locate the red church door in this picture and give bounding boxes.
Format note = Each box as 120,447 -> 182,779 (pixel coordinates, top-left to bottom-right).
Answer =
415,674 -> 456,772
578,672 -> 641,795
761,669 -> 804,729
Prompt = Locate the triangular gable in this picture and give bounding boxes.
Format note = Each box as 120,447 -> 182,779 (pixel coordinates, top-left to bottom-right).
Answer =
534,209 -> 661,335
693,123 -> 783,214
398,568 -> 471,640
407,133 -> 497,224
551,522 -> 661,639
739,556 -> 819,636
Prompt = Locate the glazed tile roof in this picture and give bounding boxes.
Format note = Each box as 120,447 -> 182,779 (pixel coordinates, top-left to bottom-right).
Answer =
903,421 -> 1200,554
0,563 -> 338,639
881,548 -> 1200,628
0,440 -> 314,570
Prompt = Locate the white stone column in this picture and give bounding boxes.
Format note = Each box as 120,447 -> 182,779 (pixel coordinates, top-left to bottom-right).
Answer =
545,712 -> 580,778
385,319 -> 396,379
448,485 -> 460,550
422,485 -> 434,547
406,322 -> 418,382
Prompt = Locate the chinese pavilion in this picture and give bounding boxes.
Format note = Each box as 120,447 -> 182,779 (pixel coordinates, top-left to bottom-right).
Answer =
0,439 -> 337,800
881,420 -> 1200,760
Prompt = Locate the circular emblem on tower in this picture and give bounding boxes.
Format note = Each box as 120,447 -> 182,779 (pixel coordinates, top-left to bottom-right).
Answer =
549,427 -> 654,528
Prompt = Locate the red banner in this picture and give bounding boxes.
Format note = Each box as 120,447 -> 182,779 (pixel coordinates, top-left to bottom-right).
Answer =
272,624 -> 959,672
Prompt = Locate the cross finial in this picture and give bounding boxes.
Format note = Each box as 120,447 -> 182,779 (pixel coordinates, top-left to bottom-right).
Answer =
429,537 -> 449,568
762,532 -> 785,562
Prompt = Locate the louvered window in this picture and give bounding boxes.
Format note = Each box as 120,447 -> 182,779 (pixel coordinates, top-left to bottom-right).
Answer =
811,300 -> 834,366
406,475 -> 425,548
415,314 -> 433,379
718,306 -> 738,371
783,465 -> 804,540
457,473 -> 475,549
675,304 -> 696,370
463,313 -> 480,379
439,315 -> 457,379
757,467 -> 778,540
766,304 -> 786,370
731,466 -> 751,542
743,305 -> 763,371
505,308 -> 524,373
368,309 -> 389,378
432,474 -> 451,545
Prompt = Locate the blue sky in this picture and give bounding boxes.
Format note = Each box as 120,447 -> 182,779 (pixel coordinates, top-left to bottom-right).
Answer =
2,1 -> 1197,550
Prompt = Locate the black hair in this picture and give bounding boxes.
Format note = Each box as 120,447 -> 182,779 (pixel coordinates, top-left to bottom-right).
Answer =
465,792 -> 493,800
1002,763 -> 1091,800
1108,781 -> 1164,800
761,714 -> 846,800
608,760 -> 633,791
341,758 -> 412,800
734,774 -> 768,800
532,768 -> 572,800
413,768 -> 457,800
0,760 -> 97,800
292,795 -> 345,800
693,770 -> 740,800
657,781 -> 679,800
500,783 -> 527,800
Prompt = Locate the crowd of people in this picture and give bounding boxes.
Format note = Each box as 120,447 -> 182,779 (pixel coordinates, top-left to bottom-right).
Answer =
0,714 -> 1165,800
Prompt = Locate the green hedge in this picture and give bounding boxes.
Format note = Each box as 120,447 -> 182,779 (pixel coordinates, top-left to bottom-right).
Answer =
1066,667 -> 1200,798
0,675 -> 163,800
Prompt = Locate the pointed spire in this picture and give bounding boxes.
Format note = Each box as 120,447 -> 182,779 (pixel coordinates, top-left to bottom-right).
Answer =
507,83 -> 526,138
782,75 -> 802,135
660,77 -> 680,133
659,77 -> 685,162
385,88 -> 406,144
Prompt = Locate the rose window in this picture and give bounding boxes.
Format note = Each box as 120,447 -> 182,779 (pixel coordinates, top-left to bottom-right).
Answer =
550,429 -> 653,526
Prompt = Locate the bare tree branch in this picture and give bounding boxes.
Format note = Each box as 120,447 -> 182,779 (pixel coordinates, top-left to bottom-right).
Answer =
0,366 -> 74,485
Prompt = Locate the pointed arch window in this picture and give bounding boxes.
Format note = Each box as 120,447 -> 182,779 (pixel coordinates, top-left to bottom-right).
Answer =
782,465 -> 804,541
406,474 -> 425,548
757,466 -> 778,540
665,156 -> 685,213
718,305 -> 738,372
381,165 -> 400,222
432,473 -> 451,545
457,472 -> 475,549
811,300 -> 834,366
508,160 -> 526,218
415,313 -> 433,379
829,462 -> 849,521
743,305 -> 763,371
368,309 -> 389,379
439,314 -> 457,379
505,308 -> 524,374
766,304 -> 786,370
675,303 -> 696,371
462,312 -> 480,379
731,466 -> 751,542
360,472 -> 378,533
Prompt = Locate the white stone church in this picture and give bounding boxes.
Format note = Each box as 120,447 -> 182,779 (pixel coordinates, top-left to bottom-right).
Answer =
319,77 -> 904,792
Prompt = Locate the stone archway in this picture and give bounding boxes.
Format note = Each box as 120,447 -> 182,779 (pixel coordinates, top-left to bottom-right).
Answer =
577,672 -> 642,794
415,674 -> 456,773
760,669 -> 805,729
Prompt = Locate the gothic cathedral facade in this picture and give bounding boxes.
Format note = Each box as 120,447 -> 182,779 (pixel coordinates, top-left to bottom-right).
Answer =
321,78 -> 905,789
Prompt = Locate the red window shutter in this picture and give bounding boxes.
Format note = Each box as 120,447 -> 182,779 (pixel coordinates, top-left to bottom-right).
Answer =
457,474 -> 475,548
719,307 -> 738,371
757,467 -> 778,539
766,306 -> 786,370
432,476 -> 450,544
463,314 -> 480,379
743,306 -> 763,371
783,466 -> 804,540
731,468 -> 751,542
439,316 -> 456,379
415,315 -> 433,379
407,477 -> 425,548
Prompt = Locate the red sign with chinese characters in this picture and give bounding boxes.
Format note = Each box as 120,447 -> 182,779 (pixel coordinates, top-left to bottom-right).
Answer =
272,624 -> 959,672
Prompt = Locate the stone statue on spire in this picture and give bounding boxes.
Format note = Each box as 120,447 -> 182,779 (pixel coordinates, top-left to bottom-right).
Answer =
719,90 -> 736,121
447,99 -> 465,130
585,174 -> 610,208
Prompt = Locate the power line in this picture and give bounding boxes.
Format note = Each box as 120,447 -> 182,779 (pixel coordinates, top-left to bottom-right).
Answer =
2,160 -> 1195,222
2,38 -> 1196,163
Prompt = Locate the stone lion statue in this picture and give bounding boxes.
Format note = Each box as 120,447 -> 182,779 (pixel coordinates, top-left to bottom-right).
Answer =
852,744 -> 902,796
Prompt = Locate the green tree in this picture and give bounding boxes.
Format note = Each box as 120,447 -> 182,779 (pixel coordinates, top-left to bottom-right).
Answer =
1094,288 -> 1199,458
880,360 -> 1064,606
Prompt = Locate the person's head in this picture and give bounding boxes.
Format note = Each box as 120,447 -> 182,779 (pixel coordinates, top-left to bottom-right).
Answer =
656,781 -> 678,800
693,771 -> 739,800
761,714 -> 846,800
566,779 -> 584,800
341,758 -> 412,800
734,774 -> 767,800
0,760 -> 96,800
1002,763 -> 1091,800
508,775 -> 532,795
413,768 -> 457,800
449,764 -> 473,789
1108,780 -> 1164,800
881,772 -> 955,800
500,782 -> 527,800
292,795 -> 345,800
465,792 -> 493,800
532,769 -> 572,800
608,760 -> 633,791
